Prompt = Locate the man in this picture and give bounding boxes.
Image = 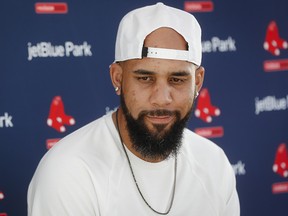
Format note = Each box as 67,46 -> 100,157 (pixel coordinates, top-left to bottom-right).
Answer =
28,3 -> 240,215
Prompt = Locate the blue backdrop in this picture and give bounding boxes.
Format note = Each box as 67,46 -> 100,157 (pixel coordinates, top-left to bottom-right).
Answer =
1,0 -> 288,215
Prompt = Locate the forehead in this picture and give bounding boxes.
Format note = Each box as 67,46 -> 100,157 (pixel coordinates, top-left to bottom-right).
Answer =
121,58 -> 195,76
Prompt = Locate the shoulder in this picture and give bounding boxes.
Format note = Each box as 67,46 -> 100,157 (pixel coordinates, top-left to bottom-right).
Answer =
28,150 -> 100,215
28,113 -> 121,213
30,113 -> 121,191
181,128 -> 226,161
181,128 -> 233,175
45,113 -> 119,160
180,128 -> 236,200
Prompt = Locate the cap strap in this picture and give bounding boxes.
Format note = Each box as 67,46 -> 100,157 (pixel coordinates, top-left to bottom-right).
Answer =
142,47 -> 189,61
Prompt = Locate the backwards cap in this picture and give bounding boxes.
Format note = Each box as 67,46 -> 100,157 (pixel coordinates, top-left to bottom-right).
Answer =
114,2 -> 202,65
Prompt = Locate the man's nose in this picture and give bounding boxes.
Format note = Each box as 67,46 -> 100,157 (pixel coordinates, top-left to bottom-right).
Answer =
149,81 -> 173,107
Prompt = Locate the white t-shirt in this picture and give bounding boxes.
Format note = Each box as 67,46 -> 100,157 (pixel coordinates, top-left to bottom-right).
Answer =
28,113 -> 240,216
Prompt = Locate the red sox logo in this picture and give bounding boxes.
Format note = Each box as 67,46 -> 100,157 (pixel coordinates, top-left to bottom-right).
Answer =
263,21 -> 288,72
272,143 -> 288,194
193,88 -> 223,138
273,143 -> 288,178
264,21 -> 288,56
47,96 -> 75,132
194,88 -> 220,123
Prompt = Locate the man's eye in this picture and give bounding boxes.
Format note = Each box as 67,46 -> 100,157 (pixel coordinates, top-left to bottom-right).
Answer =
137,76 -> 153,82
170,77 -> 184,83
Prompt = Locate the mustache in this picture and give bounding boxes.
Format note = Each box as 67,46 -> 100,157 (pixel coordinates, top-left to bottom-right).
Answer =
138,109 -> 178,117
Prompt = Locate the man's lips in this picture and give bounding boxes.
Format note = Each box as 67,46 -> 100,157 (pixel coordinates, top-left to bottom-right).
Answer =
145,115 -> 175,124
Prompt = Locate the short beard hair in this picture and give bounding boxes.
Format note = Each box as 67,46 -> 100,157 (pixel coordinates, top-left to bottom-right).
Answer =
120,92 -> 193,161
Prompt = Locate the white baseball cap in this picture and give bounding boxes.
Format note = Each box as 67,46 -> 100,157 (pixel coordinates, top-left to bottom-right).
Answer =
114,2 -> 202,65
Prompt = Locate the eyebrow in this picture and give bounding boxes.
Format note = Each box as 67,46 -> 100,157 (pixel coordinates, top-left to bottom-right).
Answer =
132,69 -> 155,75
132,69 -> 191,76
170,71 -> 191,76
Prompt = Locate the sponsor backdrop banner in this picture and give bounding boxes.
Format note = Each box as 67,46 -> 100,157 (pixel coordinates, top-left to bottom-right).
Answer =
1,0 -> 288,215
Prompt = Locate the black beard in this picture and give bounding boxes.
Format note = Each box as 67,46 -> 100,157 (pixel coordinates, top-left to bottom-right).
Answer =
120,93 -> 192,161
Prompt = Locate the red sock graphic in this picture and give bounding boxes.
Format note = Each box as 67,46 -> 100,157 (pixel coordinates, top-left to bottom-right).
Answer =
263,21 -> 288,56
47,96 -> 75,132
194,88 -> 220,123
273,143 -> 288,178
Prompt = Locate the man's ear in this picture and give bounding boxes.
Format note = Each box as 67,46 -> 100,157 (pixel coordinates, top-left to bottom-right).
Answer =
110,63 -> 123,95
195,66 -> 205,93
